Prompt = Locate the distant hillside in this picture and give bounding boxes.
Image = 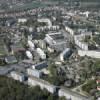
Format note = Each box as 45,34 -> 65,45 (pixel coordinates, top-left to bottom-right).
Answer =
49,0 -> 100,2
79,0 -> 100,2
79,0 -> 100,8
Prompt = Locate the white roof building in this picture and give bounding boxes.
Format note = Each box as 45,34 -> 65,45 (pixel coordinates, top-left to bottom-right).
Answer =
37,25 -> 60,32
36,48 -> 46,60
28,40 -> 35,51
18,18 -> 27,23
74,35 -> 88,51
37,18 -> 52,27
26,51 -> 33,60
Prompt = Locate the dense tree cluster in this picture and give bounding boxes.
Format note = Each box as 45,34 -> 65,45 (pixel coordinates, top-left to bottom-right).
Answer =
82,80 -> 96,93
45,64 -> 66,86
0,76 -> 65,100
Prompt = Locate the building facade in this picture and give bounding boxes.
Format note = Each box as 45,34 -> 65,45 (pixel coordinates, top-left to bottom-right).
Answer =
27,68 -> 42,78
28,76 -> 57,94
10,71 -> 25,82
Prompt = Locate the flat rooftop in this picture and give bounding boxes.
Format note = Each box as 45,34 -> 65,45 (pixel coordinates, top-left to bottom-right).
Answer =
50,34 -> 64,40
60,87 -> 92,100
29,76 -> 56,88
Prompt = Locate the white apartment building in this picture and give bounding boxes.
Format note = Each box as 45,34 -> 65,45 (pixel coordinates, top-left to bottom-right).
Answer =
78,50 -> 100,59
27,68 -> 42,78
10,71 -> 25,82
45,32 -> 67,51
37,25 -> 60,32
65,26 -> 74,36
74,32 -> 93,51
74,35 -> 88,51
74,32 -> 100,58
60,48 -> 71,62
28,76 -> 56,94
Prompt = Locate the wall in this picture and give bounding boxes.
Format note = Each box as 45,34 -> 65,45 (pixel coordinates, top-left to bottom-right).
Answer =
78,50 -> 100,58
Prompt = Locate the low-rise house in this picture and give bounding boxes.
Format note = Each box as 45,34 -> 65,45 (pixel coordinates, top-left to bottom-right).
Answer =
6,19 -> 16,27
96,80 -> 100,91
0,67 -> 14,75
11,42 -> 25,53
5,55 -> 17,64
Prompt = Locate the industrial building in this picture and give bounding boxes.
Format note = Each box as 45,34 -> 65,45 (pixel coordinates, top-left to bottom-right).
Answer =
28,76 -> 57,94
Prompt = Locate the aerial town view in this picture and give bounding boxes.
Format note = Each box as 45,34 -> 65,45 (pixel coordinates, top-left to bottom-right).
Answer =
0,0 -> 100,100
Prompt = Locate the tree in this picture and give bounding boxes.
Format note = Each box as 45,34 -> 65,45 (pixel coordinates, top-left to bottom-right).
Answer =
47,64 -> 66,85
0,76 -> 62,100
82,80 -> 96,93
59,96 -> 66,100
